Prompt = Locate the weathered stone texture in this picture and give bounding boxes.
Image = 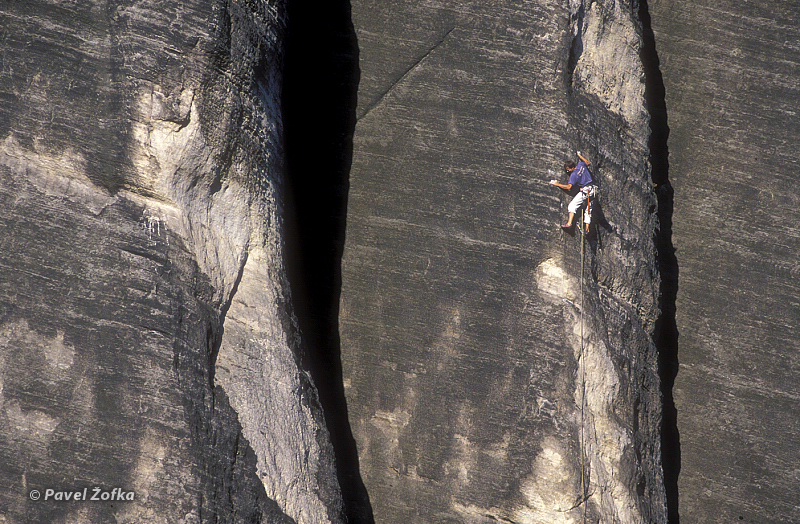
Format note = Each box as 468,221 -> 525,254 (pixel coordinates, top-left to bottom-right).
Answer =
0,1 -> 341,523
648,1 -> 800,522
15,0 -> 800,522
340,0 -> 667,522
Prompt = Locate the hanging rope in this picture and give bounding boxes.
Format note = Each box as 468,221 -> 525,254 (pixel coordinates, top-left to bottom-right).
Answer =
580,208 -> 587,524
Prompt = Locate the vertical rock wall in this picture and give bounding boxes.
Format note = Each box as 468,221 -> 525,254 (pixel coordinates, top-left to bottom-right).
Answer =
0,1 -> 342,522
340,0 -> 667,522
648,1 -> 800,522
12,0 -> 787,521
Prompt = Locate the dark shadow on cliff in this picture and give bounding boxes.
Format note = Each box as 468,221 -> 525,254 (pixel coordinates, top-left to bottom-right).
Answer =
587,198 -> 612,252
640,1 -> 681,522
282,2 -> 372,523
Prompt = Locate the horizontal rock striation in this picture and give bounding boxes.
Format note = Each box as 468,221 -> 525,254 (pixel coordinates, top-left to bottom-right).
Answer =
0,0 -> 342,523
340,0 -> 667,522
648,0 -> 800,522
13,0 -> 787,521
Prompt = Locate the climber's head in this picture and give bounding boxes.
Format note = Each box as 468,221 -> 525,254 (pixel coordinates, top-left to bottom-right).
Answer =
565,160 -> 576,173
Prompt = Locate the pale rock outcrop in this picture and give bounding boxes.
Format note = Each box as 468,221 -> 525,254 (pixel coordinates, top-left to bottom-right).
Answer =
0,1 -> 342,522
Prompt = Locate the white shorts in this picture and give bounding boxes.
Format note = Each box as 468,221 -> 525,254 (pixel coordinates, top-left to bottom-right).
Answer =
567,186 -> 597,224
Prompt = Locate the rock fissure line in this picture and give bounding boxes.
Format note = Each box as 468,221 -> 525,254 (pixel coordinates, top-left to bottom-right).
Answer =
356,26 -> 456,121
638,0 -> 680,522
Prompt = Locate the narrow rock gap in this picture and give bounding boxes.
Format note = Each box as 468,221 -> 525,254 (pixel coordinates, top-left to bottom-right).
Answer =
639,1 -> 680,522
281,1 -> 373,523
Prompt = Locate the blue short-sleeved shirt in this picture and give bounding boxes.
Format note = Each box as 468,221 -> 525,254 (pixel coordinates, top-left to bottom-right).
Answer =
568,161 -> 593,190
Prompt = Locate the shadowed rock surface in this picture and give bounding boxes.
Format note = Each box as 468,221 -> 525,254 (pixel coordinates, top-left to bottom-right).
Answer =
7,0 -> 799,522
339,0 -> 668,522
648,0 -> 800,522
0,1 -> 342,523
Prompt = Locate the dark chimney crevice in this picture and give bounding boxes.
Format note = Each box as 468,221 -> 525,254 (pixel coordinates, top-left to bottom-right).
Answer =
281,1 -> 373,523
639,1 -> 680,523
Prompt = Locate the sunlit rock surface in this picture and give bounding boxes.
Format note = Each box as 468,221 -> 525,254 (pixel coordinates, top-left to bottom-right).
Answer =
339,0 -> 668,522
8,0 -> 796,522
649,0 -> 800,522
0,1 -> 342,523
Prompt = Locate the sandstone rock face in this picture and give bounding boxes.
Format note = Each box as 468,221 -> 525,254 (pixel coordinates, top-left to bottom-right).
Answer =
340,0 -> 667,522
648,1 -> 800,522
13,0 -> 795,522
0,1 -> 342,523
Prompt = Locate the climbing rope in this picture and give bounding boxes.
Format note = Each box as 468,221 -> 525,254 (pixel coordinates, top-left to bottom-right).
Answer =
563,207 -> 589,521
580,208 -> 587,524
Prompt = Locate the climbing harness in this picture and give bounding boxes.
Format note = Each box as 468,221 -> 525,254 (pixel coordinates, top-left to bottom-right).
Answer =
581,185 -> 597,227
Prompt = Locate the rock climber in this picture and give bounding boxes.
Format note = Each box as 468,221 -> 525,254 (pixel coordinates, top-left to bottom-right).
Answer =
550,151 -> 597,234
